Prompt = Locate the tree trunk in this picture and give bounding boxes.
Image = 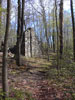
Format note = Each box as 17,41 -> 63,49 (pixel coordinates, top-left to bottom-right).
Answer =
43,9 -> 49,61
66,27 -> 69,51
53,8 -> 55,53
21,0 -> 25,55
2,0 -> 11,99
39,0 -> 49,61
0,0 -> 2,22
59,0 -> 63,59
55,0 -> 59,69
16,0 -> 21,66
0,0 -> 2,34
16,0 -> 25,64
30,29 -> 32,57
70,0 -> 75,61
21,32 -> 25,56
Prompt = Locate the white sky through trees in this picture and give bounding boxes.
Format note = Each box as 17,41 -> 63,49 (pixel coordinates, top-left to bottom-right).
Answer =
10,0 -> 75,23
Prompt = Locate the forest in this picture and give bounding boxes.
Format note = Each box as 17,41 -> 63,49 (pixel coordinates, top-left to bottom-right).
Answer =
0,0 -> 75,100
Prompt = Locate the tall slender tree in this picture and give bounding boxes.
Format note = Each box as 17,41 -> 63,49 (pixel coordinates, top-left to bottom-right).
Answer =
70,0 -> 75,61
16,0 -> 21,66
39,0 -> 49,61
55,0 -> 59,69
0,0 -> 2,34
21,0 -> 25,55
52,8 -> 55,53
16,0 -> 25,65
2,0 -> 11,99
59,0 -> 63,59
30,28 -> 32,57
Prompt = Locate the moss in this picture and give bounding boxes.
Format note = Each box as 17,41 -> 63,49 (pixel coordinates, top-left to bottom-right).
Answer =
25,91 -> 35,100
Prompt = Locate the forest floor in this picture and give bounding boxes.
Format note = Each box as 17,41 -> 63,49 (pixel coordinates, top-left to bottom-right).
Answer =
0,52 -> 75,100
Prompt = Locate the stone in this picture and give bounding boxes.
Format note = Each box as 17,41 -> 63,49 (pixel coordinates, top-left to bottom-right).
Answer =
22,28 -> 42,57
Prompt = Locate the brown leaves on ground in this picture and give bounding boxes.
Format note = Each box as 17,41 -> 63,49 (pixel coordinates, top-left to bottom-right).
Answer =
0,53 -> 74,100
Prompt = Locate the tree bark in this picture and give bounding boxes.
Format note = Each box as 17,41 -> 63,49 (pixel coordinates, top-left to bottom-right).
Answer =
39,0 -> 49,61
21,0 -> 25,53
21,32 -> 25,56
0,0 -> 2,33
16,0 -> 21,66
30,29 -> 32,57
16,0 -> 25,65
70,0 -> 75,61
2,0 -> 11,99
55,0 -> 59,69
59,0 -> 63,59
53,8 -> 55,53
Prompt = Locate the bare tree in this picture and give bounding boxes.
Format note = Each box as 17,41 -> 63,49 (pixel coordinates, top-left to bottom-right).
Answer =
70,0 -> 75,61
59,0 -> 63,59
39,0 -> 49,61
55,0 -> 59,69
30,28 -> 32,57
52,8 -> 55,53
16,0 -> 25,65
0,0 -> 2,34
2,0 -> 11,99
21,0 -> 25,56
16,0 -> 21,66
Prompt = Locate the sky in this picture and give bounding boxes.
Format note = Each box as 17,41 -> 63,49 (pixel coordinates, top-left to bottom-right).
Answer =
64,0 -> 75,11
11,0 -> 71,12
33,0 -> 71,11
64,0 -> 70,11
10,0 -> 75,24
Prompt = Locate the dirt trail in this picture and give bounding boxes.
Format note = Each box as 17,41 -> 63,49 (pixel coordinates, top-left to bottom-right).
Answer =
0,53 -> 71,100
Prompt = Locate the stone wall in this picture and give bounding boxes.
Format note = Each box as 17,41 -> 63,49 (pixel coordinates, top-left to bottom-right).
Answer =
24,28 -> 42,57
